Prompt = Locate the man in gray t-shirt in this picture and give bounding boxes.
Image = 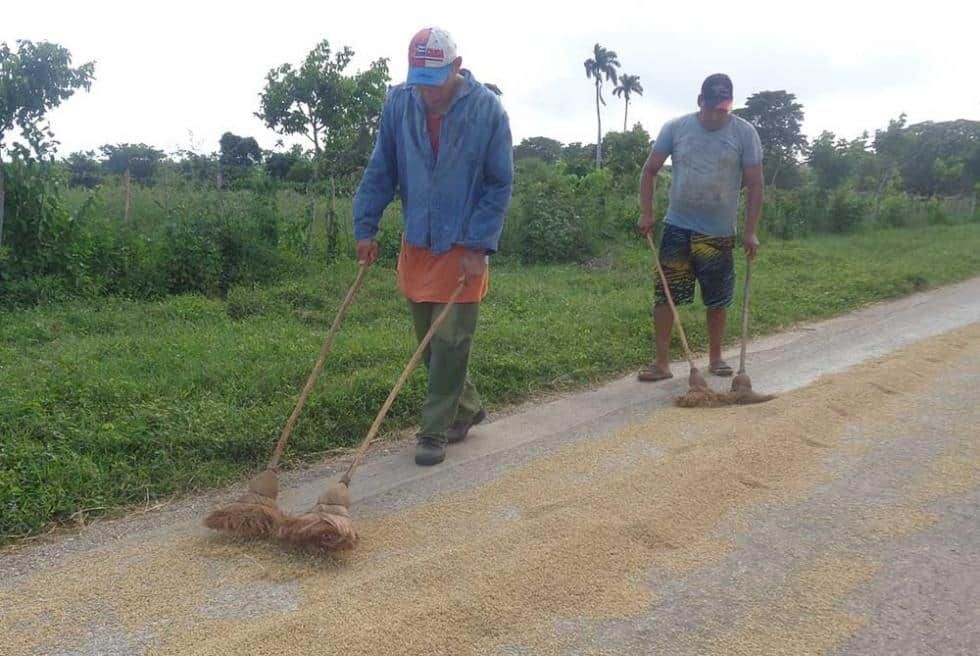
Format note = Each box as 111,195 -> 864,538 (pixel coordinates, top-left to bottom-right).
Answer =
636,73 -> 765,383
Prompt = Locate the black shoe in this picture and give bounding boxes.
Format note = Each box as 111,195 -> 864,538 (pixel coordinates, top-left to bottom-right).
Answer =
446,407 -> 488,444
415,436 -> 446,466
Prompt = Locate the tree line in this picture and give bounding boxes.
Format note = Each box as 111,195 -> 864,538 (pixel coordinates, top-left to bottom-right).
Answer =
1,38 -> 977,306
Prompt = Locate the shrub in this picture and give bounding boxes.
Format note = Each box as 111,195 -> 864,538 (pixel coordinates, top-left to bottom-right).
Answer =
877,194 -> 910,228
926,198 -> 953,225
514,174 -> 595,263
828,188 -> 870,233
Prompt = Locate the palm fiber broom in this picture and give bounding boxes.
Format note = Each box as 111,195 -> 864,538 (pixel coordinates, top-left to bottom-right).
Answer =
280,280 -> 467,552
728,256 -> 775,405
203,264 -> 369,538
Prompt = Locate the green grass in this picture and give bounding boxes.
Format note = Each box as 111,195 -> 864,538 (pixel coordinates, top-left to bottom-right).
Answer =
2,223 -> 980,543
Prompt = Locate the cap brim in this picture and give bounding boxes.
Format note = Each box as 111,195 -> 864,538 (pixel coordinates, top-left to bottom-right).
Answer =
407,63 -> 453,86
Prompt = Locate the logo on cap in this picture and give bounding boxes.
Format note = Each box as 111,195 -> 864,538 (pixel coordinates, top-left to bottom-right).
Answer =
408,27 -> 457,68
412,43 -> 445,64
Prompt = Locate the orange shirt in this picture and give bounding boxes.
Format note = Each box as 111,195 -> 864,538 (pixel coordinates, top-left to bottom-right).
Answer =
397,241 -> 489,303
397,113 -> 489,304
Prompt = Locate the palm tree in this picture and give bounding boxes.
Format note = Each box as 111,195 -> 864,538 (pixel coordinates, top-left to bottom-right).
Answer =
613,74 -> 644,132
584,43 -> 621,168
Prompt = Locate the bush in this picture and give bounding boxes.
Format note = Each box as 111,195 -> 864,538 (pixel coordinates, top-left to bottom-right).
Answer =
761,189 -> 808,240
926,198 -> 953,225
877,194 -> 910,228
0,156 -> 297,307
5,151 -> 975,308
575,169 -> 618,239
162,218 -> 224,295
0,274 -> 73,306
828,188 -> 870,233
161,209 -> 292,296
500,163 -> 630,264
512,174 -> 595,264
0,157 -> 80,282
608,193 -> 641,236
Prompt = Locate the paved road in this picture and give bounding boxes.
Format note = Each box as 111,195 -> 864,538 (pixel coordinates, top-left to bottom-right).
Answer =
1,278 -> 978,656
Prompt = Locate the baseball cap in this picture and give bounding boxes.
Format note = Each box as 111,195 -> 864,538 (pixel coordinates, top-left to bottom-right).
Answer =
701,73 -> 734,110
407,27 -> 458,86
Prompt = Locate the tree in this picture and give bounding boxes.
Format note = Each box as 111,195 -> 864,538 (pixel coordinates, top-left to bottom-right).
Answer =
807,131 -> 853,190
264,144 -> 308,182
612,74 -> 643,132
257,40 -> 389,255
174,149 -> 218,187
601,123 -> 652,180
0,40 -> 94,247
514,136 -> 564,164
218,132 -> 262,187
100,143 -> 165,183
846,132 -> 877,192
872,114 -> 911,201
966,142 -> 980,189
285,156 -> 314,185
735,90 -> 807,187
100,143 -> 165,222
584,44 -> 620,169
932,157 -> 966,197
899,119 -> 980,196
318,56 -> 390,182
65,150 -> 103,189
561,142 -> 595,177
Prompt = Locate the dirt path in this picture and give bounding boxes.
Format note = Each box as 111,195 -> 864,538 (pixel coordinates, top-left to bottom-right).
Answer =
2,282 -> 979,656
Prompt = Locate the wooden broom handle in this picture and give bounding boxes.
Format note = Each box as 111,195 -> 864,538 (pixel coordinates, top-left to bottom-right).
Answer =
341,280 -> 466,485
645,232 -> 697,370
738,257 -> 753,375
267,264 -> 369,470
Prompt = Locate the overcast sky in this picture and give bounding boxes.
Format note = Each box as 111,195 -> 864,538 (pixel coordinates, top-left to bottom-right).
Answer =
3,0 -> 977,157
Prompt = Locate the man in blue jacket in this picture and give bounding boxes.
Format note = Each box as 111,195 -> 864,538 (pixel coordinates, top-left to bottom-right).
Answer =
353,27 -> 514,466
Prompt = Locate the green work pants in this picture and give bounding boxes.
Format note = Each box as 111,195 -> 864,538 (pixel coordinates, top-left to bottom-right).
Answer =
408,300 -> 483,442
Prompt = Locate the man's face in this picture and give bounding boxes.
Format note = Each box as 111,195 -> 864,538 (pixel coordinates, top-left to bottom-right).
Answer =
698,96 -> 731,130
418,59 -> 462,109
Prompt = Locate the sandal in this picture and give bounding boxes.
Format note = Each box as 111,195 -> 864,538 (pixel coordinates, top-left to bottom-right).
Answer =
638,365 -> 673,382
709,360 -> 733,377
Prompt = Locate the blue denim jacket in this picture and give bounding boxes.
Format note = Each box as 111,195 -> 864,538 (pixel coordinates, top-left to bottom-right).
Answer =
352,70 -> 514,254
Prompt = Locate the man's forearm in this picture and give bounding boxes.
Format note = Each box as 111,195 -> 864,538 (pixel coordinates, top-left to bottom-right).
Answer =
745,183 -> 763,235
640,170 -> 658,217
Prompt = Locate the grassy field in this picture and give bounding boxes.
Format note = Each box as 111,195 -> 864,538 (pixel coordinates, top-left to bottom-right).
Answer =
2,223 -> 980,543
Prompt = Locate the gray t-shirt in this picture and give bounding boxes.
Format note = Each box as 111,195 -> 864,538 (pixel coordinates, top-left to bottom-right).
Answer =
653,113 -> 762,237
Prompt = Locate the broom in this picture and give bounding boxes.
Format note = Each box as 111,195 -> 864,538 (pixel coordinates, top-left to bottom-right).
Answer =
729,257 -> 775,405
280,280 -> 467,552
203,264 -> 370,538
644,233 -> 717,407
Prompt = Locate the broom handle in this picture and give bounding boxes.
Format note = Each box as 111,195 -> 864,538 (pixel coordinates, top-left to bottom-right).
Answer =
645,232 -> 697,370
738,258 -> 753,375
267,263 -> 369,470
341,280 -> 466,485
